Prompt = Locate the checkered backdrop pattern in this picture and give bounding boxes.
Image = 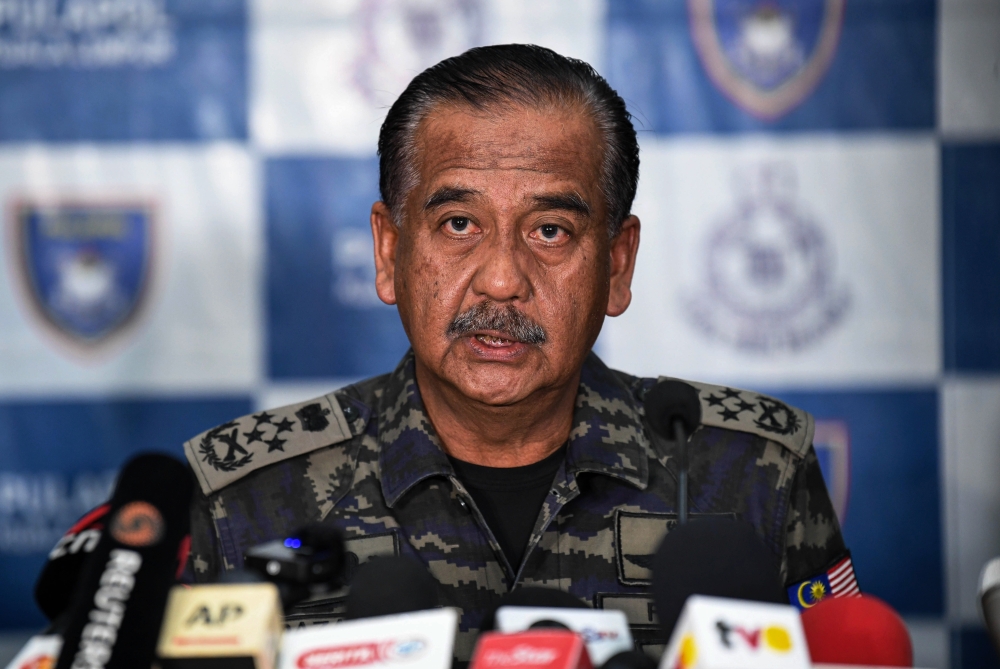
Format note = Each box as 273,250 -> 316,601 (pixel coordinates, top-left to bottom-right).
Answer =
0,1 -> 998,666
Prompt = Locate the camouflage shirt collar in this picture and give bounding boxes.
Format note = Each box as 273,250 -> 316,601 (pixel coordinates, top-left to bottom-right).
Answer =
377,350 -> 650,508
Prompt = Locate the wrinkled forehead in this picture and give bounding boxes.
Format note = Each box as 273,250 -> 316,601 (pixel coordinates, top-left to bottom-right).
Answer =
403,100 -> 607,207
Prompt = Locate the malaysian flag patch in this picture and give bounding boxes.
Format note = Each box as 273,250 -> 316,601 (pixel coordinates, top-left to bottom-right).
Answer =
787,553 -> 861,611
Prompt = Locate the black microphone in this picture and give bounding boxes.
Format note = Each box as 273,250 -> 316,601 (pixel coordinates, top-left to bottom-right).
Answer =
599,650 -> 657,669
54,452 -> 194,669
478,585 -> 590,633
651,516 -> 785,639
644,381 -> 701,524
35,503 -> 111,624
344,555 -> 440,620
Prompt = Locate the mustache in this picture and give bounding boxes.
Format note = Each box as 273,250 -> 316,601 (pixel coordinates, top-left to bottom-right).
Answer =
446,301 -> 547,345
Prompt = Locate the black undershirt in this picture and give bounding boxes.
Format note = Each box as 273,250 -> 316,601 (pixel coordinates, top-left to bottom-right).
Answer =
448,445 -> 567,571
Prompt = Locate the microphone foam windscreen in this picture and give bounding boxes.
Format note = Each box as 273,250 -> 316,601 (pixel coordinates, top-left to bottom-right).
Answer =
801,594 -> 913,667
344,555 -> 440,620
55,452 -> 194,669
651,516 -> 785,638
644,381 -> 702,437
478,585 -> 590,633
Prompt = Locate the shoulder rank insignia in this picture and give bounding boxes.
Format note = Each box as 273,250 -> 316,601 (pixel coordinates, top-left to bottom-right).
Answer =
185,393 -> 354,496
787,552 -> 860,611
656,376 -> 814,459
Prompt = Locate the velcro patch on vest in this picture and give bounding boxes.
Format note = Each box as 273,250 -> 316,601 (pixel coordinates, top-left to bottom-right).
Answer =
655,377 -> 814,459
185,393 -> 353,495
615,510 -> 736,586
342,531 -> 400,581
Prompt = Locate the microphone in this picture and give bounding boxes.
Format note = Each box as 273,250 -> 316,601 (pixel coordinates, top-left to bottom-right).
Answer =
35,504 -> 110,623
54,452 -> 194,669
981,557 -> 1000,657
494,607 -> 632,665
800,594 -> 912,667
3,635 -> 63,669
644,381 -> 701,524
651,516 -> 785,639
470,630 -> 593,669
344,555 -> 440,620
597,650 -> 655,669
280,608 -> 459,669
156,582 -> 284,668
479,586 -> 589,633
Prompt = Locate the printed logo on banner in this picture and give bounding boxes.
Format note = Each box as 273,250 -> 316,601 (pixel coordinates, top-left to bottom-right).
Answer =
688,0 -> 845,119
353,0 -> 484,104
812,419 -> 850,523
0,0 -> 176,68
682,163 -> 850,353
7,200 -> 156,354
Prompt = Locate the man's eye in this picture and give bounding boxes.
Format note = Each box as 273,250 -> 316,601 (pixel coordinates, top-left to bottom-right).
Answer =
446,217 -> 472,234
538,224 -> 563,240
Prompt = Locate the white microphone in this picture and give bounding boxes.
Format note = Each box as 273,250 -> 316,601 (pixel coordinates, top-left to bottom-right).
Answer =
279,607 -> 458,669
3,635 -> 62,669
494,606 -> 633,665
659,595 -> 809,669
980,556 -> 1000,657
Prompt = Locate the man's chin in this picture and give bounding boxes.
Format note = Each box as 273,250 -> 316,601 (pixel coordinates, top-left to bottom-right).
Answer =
440,338 -> 547,405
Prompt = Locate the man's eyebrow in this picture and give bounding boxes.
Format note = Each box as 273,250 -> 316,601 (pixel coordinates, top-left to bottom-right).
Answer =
532,192 -> 592,217
423,187 -> 480,211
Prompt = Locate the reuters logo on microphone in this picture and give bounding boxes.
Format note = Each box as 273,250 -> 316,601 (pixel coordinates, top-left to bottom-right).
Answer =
110,501 -> 164,547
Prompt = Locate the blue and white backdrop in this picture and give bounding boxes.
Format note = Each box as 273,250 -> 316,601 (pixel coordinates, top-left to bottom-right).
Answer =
0,1 -> 998,667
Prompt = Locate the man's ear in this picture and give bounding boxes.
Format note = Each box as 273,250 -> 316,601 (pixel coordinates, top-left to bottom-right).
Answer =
371,201 -> 399,305
606,215 -> 640,317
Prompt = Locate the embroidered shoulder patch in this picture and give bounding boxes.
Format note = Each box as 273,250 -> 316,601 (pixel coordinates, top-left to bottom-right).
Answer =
654,376 -> 814,459
787,552 -> 860,611
185,393 -> 354,495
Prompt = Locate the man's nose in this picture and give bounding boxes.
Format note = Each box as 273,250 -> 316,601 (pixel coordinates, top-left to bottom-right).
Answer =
469,227 -> 532,303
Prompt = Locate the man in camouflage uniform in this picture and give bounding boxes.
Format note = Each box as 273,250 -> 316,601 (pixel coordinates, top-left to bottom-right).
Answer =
184,45 -> 850,660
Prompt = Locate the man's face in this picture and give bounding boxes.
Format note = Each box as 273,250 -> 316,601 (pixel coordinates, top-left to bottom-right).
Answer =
371,102 -> 639,406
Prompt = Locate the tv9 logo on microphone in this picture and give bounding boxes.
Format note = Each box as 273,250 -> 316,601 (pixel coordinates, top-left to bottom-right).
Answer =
109,501 -> 164,547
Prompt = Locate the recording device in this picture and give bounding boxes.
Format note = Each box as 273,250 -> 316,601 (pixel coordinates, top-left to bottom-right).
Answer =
35,503 -> 110,623
470,630 -> 593,669
661,595 -> 809,669
495,607 -> 633,665
651,516 -> 785,639
344,555 -> 440,620
280,608 -> 459,669
981,556 -> 1000,658
480,586 -> 590,633
54,452 -> 194,669
157,582 -> 284,669
244,523 -> 345,608
800,593 -> 912,667
644,381 -> 701,524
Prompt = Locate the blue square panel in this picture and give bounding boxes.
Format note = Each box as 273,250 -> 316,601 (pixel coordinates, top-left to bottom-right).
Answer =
606,0 -> 935,133
0,0 -> 247,141
763,388 -> 942,616
0,396 -> 251,629
943,143 -> 1000,372
267,157 -> 410,379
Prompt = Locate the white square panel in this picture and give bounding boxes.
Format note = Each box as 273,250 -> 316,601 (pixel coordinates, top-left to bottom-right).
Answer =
943,377 -> 1000,623
939,0 -> 1000,137
250,0 -> 604,154
600,134 -> 940,386
0,144 -> 261,394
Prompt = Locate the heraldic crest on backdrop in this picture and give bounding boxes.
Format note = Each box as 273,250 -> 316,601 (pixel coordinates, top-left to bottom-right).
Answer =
8,200 -> 155,353
689,0 -> 845,119
682,163 -> 850,354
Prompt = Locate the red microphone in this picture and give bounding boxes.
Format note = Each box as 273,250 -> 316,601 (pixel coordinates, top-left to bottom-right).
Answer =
470,630 -> 593,669
801,594 -> 912,667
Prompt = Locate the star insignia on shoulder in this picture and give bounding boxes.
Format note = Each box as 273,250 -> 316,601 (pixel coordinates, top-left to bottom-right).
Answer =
243,427 -> 265,444
721,387 -> 742,399
705,393 -> 726,407
253,411 -> 275,426
719,407 -> 741,422
267,436 -> 286,453
274,417 -> 295,434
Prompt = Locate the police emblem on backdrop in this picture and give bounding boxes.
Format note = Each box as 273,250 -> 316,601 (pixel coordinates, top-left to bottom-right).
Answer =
682,164 -> 850,353
688,0 -> 845,119
10,200 -> 155,350
353,0 -> 484,105
812,419 -> 850,524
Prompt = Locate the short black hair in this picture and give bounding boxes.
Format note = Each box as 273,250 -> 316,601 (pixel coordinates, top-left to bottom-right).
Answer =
377,44 -> 640,237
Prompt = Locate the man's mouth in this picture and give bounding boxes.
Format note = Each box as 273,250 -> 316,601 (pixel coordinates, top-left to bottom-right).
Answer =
474,333 -> 517,347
